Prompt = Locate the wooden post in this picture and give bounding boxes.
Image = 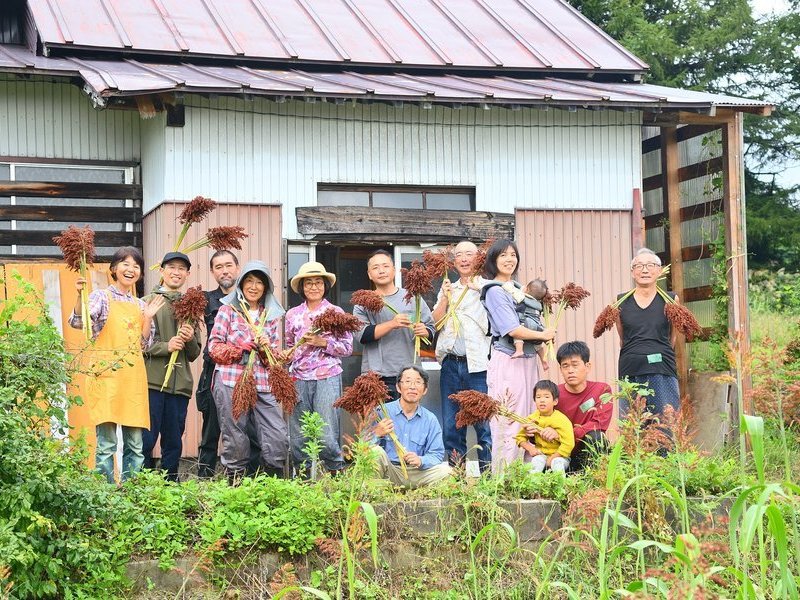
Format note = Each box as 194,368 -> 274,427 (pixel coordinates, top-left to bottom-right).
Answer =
722,112 -> 753,417
660,126 -> 689,394
631,188 -> 644,252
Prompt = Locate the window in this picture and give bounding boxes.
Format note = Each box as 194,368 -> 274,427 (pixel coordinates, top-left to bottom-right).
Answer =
0,161 -> 140,260
317,185 -> 474,211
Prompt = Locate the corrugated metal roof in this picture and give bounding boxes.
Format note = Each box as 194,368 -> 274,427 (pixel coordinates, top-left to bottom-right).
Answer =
26,0 -> 647,74
0,44 -> 771,112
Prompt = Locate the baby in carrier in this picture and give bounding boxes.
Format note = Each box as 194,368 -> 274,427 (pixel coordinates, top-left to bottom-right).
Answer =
502,278 -> 549,372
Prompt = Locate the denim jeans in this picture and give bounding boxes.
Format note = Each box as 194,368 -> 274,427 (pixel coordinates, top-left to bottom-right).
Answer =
142,390 -> 190,481
95,422 -> 143,483
290,375 -> 344,473
440,356 -> 492,472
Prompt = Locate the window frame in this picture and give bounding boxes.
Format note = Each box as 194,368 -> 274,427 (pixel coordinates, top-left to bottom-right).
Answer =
317,183 -> 475,211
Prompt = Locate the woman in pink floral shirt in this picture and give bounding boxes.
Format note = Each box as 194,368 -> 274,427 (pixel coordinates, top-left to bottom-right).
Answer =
285,262 -> 353,475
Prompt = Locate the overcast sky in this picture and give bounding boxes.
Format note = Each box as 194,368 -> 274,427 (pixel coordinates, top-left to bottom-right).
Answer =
748,0 -> 799,195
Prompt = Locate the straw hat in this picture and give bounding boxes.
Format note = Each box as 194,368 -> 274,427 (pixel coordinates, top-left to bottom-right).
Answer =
290,261 -> 337,293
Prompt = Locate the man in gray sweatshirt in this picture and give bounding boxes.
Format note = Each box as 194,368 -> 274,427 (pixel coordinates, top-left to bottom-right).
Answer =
353,250 -> 435,400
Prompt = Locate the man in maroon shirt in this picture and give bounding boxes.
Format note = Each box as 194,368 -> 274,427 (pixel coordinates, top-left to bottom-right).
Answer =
556,341 -> 613,472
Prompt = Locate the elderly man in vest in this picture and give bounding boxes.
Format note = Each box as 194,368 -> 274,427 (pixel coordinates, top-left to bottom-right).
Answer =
431,240 -> 492,472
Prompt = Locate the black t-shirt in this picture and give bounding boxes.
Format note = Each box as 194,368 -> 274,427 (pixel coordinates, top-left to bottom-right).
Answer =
617,291 -> 676,378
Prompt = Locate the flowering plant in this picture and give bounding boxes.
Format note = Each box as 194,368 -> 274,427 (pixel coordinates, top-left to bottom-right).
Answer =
449,390 -> 541,433
333,371 -> 410,478
544,282 -> 591,360
401,259 -> 434,361
161,286 -> 207,391
53,225 -> 96,341
434,239 -> 493,332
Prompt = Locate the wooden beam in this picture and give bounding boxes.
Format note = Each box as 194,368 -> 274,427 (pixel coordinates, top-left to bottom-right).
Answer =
661,126 -> 689,394
641,124 -> 721,154
631,188 -> 644,252
296,206 -> 514,241
0,181 -> 143,201
643,156 -> 723,192
643,198 -> 723,228
0,230 -> 140,246
722,112 -> 752,416
0,206 -> 142,223
644,109 -> 740,127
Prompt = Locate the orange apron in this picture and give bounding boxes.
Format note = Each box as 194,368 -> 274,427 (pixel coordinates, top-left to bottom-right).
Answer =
84,291 -> 150,428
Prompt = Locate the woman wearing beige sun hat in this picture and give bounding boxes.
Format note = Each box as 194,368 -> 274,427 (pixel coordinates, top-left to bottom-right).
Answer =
285,262 -> 353,476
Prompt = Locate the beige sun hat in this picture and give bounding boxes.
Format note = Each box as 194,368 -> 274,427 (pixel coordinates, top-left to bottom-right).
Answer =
290,261 -> 337,293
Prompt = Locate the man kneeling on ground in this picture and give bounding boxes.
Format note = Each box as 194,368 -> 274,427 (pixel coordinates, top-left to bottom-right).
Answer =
372,365 -> 452,489
556,341 -> 613,472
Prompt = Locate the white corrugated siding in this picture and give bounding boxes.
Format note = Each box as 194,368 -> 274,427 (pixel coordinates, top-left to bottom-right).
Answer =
152,97 -> 642,236
0,75 -> 140,162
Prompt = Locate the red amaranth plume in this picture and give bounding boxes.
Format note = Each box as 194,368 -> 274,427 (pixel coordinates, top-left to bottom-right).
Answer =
665,303 -> 704,341
350,289 -> 385,313
450,390 -> 500,428
401,259 -> 434,303
593,304 -> 620,338
206,226 -> 248,251
53,225 -> 96,272
269,364 -> 298,415
232,370 -> 257,420
422,246 -> 454,280
557,282 -> 591,310
311,309 -> 362,337
178,196 -> 216,224
172,285 -> 208,324
333,371 -> 390,418
472,238 -> 494,278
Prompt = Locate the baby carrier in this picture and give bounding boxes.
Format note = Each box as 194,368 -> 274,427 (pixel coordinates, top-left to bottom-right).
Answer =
480,281 -> 544,356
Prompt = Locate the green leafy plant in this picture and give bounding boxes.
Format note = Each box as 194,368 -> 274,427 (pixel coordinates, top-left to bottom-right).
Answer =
300,410 -> 327,480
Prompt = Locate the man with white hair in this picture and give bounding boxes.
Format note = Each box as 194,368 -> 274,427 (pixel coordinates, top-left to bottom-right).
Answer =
616,248 -> 680,427
432,240 -> 492,472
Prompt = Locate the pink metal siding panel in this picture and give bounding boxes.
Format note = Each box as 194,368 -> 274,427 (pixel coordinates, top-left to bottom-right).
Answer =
515,208 -> 632,433
142,202 -> 283,458
26,0 -> 648,72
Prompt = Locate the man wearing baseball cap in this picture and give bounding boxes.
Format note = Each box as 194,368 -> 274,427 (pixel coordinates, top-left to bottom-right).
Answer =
142,251 -> 202,481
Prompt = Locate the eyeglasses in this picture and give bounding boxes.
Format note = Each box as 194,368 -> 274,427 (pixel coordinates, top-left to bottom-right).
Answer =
632,262 -> 660,271
303,280 -> 325,288
399,379 -> 425,388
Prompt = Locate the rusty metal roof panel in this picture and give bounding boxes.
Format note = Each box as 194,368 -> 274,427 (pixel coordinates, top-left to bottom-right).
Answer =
0,44 -> 770,112
26,0 -> 649,73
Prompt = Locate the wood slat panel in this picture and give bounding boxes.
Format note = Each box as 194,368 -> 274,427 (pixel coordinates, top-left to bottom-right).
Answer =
682,285 -> 713,303
142,202 -> 283,458
0,205 -> 141,223
0,230 -> 140,246
0,180 -> 143,200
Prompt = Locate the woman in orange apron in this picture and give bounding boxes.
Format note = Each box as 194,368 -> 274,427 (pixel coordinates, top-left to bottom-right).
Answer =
69,247 -> 164,483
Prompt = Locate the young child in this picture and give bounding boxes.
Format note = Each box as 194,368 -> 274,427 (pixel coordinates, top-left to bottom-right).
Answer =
503,278 -> 549,372
515,379 -> 575,472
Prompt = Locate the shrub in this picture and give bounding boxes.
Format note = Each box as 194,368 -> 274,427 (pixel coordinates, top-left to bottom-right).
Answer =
0,275 -> 132,598
198,475 -> 339,556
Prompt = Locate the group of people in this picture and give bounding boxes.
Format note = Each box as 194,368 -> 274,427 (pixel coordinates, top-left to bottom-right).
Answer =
69,238 -> 680,488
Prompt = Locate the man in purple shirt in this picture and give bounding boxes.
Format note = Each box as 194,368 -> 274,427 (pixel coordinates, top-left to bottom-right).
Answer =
372,365 -> 452,489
